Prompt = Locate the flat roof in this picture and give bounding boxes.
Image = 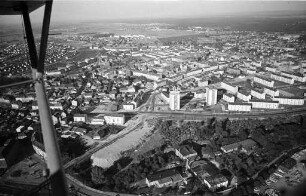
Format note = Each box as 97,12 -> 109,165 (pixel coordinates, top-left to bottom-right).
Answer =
249,99 -> 279,103
271,73 -> 293,80
254,75 -> 274,82
274,96 -> 304,99
228,102 -> 252,106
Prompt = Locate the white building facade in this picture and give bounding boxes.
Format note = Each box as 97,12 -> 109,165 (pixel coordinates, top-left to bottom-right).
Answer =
169,90 -> 180,110
206,88 -> 217,106
228,103 -> 252,112
253,76 -> 274,88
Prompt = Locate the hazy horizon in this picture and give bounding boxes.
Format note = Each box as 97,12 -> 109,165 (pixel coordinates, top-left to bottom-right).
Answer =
1,0 -> 306,26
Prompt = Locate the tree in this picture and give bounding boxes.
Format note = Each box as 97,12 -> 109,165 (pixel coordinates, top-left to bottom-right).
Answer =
91,166 -> 106,184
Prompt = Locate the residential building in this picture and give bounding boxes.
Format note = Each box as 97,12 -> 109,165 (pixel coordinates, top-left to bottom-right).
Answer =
73,114 -> 87,122
220,82 -> 238,94
226,67 -> 241,75
71,127 -> 87,136
221,139 -> 257,154
175,145 -> 197,163
194,89 -> 206,99
246,69 -> 256,75
146,167 -> 185,188
254,76 -> 274,88
265,66 -> 277,73
71,100 -> 78,107
222,93 -> 235,103
251,89 -> 266,100
198,79 -> 209,87
132,70 -> 160,81
191,160 -> 228,190
169,88 -> 180,110
122,103 -> 135,110
206,88 -> 217,106
237,90 -> 251,102
280,71 -> 306,82
264,87 -> 280,98
249,99 -> 279,109
227,103 -> 252,112
90,115 -> 105,125
203,174 -> 228,190
272,96 -> 304,105
271,73 -> 294,84
104,113 -> 125,125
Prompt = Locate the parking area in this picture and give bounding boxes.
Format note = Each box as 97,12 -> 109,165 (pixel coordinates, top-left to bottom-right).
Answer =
258,149 -> 306,195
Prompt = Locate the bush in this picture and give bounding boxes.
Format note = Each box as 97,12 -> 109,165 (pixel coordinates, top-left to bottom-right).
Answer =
11,169 -> 22,177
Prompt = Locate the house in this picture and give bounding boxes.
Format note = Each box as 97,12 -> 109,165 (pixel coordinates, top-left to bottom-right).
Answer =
70,127 -> 87,136
104,113 -> 125,125
71,100 -> 78,107
191,160 -> 228,190
90,115 -> 105,125
146,167 -> 186,188
73,114 -> 87,122
122,103 -> 135,110
16,125 -> 25,133
278,158 -> 297,173
203,174 -> 228,190
32,101 -> 39,110
93,132 -> 101,140
175,145 -> 197,164
221,139 -> 257,154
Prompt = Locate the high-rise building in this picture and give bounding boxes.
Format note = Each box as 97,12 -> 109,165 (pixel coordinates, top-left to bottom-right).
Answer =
169,88 -> 180,110
206,88 -> 217,106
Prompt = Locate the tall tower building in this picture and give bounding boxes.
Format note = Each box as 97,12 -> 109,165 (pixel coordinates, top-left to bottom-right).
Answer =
169,87 -> 180,110
206,88 -> 217,106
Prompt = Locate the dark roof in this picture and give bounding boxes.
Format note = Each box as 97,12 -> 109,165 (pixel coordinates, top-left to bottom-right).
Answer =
0,0 -> 46,15
104,113 -> 124,117
147,167 -> 180,182
280,158 -> 297,170
223,93 -> 234,98
274,96 -> 304,99
249,99 -> 278,103
162,92 -> 169,98
178,145 -> 197,157
254,75 -> 274,82
228,102 -> 252,106
74,114 -> 87,118
271,73 -> 293,80
263,86 -> 278,91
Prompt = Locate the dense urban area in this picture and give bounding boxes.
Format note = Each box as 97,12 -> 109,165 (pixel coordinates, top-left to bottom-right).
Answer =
1,17 -> 306,196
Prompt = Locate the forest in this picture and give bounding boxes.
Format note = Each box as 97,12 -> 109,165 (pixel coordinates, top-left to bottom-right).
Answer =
68,114 -> 306,195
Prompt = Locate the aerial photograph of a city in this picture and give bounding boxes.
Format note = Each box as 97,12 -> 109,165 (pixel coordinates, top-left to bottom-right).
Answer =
1,0 -> 306,196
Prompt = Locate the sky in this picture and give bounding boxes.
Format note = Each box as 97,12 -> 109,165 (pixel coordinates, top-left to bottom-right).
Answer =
1,0 -> 306,25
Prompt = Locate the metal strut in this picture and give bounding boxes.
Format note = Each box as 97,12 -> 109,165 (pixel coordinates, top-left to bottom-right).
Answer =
21,1 -> 68,196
